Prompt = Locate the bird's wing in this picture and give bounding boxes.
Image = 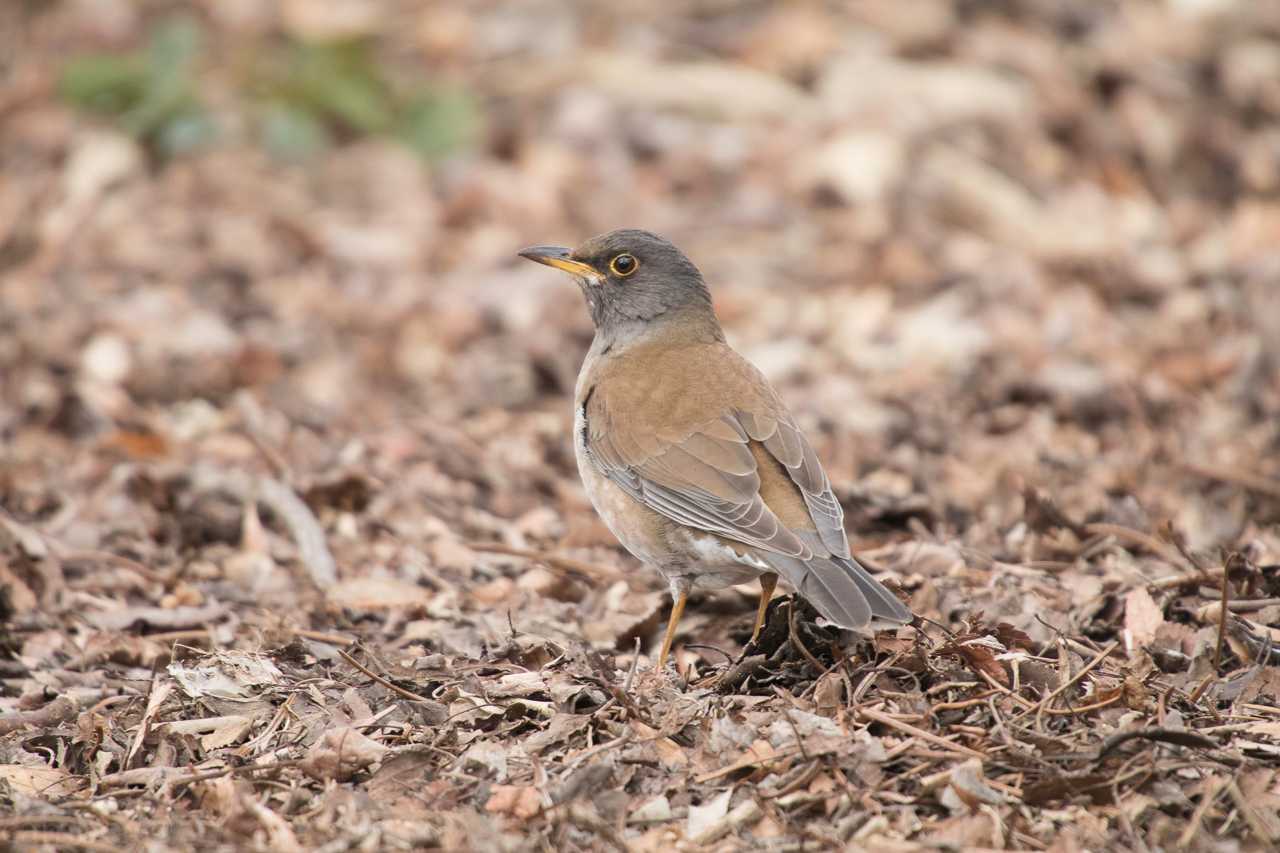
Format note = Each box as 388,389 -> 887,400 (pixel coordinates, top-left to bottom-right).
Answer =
733,407 -> 851,558
586,402 -> 812,559
581,341 -> 910,627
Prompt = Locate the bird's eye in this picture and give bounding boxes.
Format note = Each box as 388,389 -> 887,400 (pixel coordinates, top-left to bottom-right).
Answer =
609,253 -> 638,277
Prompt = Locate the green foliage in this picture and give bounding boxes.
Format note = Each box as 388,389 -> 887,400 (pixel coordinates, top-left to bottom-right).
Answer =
259,103 -> 331,162
59,17 -> 216,156
266,40 -> 396,135
59,20 -> 477,163
397,87 -> 476,161
254,38 -> 476,162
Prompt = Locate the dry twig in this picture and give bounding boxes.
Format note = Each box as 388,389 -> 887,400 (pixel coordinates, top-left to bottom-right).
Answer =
1011,641 -> 1119,726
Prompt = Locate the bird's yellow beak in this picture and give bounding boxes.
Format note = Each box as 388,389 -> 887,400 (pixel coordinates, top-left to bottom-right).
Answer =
517,246 -> 599,279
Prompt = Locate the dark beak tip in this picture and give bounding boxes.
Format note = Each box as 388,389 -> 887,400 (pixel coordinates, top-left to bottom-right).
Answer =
517,245 -> 571,263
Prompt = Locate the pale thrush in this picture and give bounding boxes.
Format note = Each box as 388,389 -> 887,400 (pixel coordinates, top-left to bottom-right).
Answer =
519,229 -> 912,666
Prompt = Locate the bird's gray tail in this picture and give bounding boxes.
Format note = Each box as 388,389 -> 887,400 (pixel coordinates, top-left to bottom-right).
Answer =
766,552 -> 912,630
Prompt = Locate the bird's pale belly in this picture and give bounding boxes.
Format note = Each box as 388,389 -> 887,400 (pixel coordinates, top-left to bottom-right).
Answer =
573,407 -> 766,592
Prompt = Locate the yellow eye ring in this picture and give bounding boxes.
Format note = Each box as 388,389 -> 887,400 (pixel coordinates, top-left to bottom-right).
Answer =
609,253 -> 638,277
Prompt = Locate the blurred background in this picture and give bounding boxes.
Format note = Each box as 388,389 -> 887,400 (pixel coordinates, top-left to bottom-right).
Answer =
2,0 -> 1279,636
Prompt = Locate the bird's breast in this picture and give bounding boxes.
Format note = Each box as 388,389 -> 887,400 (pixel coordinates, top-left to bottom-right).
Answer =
572,398 -> 669,567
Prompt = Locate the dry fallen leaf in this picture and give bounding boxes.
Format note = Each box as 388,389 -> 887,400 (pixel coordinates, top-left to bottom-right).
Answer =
0,764 -> 84,798
326,577 -> 433,610
813,669 -> 846,716
1124,587 -> 1165,650
945,759 -> 1008,812
940,638 -> 1010,687
485,784 -> 543,820
301,727 -> 389,782
686,788 -> 733,843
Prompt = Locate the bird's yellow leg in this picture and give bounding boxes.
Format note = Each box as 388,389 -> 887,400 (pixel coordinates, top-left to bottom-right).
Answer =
751,573 -> 778,644
657,589 -> 688,667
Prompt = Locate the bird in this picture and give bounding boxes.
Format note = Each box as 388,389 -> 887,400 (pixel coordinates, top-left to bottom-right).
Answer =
518,229 -> 912,667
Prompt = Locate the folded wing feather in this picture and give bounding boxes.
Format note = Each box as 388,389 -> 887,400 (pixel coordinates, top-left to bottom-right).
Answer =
582,351 -> 910,628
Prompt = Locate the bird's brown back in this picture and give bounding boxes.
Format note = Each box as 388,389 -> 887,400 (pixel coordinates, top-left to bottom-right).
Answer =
581,330 -> 826,548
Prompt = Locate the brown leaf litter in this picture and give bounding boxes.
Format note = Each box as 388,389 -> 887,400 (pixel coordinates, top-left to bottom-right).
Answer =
4,1 -> 1280,850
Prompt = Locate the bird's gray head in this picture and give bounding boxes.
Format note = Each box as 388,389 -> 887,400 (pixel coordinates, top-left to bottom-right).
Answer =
519,229 -> 717,336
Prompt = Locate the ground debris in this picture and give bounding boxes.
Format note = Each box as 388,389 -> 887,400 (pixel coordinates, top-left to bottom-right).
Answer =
3,1 -> 1280,849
